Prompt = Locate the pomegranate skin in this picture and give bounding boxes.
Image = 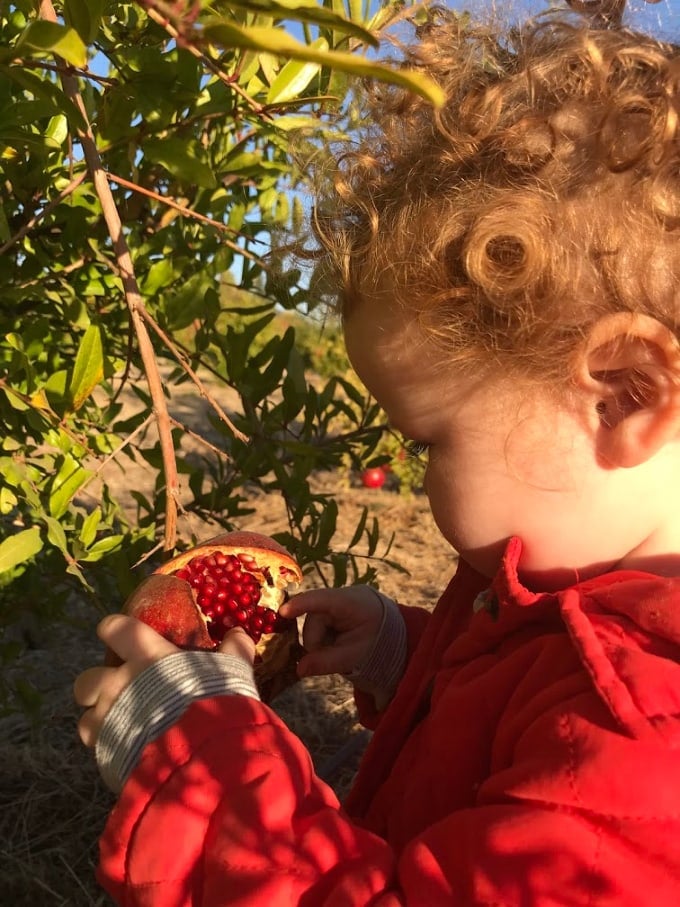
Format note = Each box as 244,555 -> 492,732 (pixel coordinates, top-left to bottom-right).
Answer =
361,467 -> 387,489
156,530 -> 301,587
123,573 -> 215,650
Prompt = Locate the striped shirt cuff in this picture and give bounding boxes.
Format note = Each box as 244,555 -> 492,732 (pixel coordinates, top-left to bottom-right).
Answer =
346,592 -> 407,704
96,651 -> 259,793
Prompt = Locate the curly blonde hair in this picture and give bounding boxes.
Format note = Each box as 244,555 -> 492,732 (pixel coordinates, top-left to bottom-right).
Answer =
312,4 -> 680,382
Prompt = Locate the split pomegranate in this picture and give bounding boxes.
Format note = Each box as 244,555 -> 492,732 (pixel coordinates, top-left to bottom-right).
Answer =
170,550 -> 291,644
118,531 -> 303,701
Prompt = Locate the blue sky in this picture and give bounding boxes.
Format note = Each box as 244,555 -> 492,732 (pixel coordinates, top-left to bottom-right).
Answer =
452,0 -> 680,35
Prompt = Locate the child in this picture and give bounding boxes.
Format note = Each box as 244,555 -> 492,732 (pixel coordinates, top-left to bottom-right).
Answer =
75,4 -> 680,904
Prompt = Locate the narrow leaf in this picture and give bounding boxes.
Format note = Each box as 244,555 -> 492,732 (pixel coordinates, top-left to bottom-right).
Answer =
64,0 -> 103,44
0,527 -> 43,573
49,455 -> 91,519
219,0 -> 378,46
16,21 -> 88,68
144,137 -> 217,188
202,22 -> 445,107
348,506 -> 368,548
81,534 -> 124,561
267,39 -> 326,104
80,507 -> 101,548
0,204 -> 10,243
45,516 -> 69,554
69,324 -> 104,411
0,65 -> 87,130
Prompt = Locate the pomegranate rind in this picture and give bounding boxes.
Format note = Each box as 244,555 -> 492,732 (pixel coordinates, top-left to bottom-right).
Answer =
123,573 -> 215,650
254,627 -> 304,702
156,530 -> 302,594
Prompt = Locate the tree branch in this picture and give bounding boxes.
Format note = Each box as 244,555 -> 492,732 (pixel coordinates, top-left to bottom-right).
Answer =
106,171 -> 266,262
138,307 -> 249,444
39,0 -> 180,551
141,1 -> 274,121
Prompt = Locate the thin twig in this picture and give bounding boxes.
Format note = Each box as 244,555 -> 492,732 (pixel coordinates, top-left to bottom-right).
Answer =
0,171 -> 87,256
138,307 -> 249,443
15,57 -> 119,87
57,852 -> 94,899
106,171 -> 265,263
169,415 -> 231,459
39,0 -> 180,550
0,377 -> 93,450
132,538 -> 166,569
14,256 -> 88,291
79,413 -> 154,491
143,3 -> 274,121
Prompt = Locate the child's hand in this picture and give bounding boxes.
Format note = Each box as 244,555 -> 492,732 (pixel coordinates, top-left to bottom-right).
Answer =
279,585 -> 384,679
73,614 -> 254,748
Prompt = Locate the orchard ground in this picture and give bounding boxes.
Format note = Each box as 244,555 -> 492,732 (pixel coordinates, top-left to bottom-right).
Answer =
0,378 -> 457,906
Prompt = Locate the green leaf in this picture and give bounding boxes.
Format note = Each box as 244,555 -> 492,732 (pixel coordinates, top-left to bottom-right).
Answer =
0,527 -> 43,573
141,258 -> 176,296
44,516 -> 69,554
16,21 -> 88,68
81,534 -> 124,561
79,507 -> 101,548
69,324 -> 104,411
316,498 -> 338,551
64,0 -> 104,44
213,0 -> 378,46
202,22 -> 445,107
144,138 -> 217,188
348,505 -> 368,548
45,114 -> 68,146
0,65 -> 87,130
0,487 -> 18,515
164,274 -> 214,330
49,454 -> 91,519
2,387 -> 29,412
266,38 -> 325,104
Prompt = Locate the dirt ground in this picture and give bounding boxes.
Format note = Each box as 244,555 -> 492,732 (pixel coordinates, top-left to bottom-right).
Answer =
0,380 -> 458,906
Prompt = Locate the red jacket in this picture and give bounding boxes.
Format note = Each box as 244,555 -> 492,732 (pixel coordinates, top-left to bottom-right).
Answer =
98,538 -> 680,905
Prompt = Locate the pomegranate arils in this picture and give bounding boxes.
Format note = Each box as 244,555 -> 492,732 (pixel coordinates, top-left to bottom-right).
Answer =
174,551 -> 287,645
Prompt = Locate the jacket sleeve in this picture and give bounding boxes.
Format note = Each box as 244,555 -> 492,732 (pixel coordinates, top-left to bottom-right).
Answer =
353,603 -> 431,728
98,688 -> 680,907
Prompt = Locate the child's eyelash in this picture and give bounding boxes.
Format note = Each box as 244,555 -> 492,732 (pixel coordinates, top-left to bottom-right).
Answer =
405,440 -> 429,457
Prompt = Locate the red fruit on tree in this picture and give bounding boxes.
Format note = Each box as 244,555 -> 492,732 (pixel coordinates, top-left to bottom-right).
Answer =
361,467 -> 387,489
113,531 -> 304,701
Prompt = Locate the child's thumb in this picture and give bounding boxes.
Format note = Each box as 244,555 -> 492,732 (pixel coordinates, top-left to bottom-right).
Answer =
97,613 -> 177,663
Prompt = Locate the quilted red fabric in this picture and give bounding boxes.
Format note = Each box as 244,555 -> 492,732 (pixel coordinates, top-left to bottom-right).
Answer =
98,538 -> 680,905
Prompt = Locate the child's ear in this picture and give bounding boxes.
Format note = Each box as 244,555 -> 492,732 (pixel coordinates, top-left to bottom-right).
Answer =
574,313 -> 680,468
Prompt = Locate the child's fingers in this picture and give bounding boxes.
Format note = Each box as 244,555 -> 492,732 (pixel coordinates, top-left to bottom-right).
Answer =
279,587 -> 350,617
218,627 -> 255,663
296,646 -> 356,679
97,613 -> 178,663
73,663 -> 136,747
300,612 -> 335,653
73,666 -> 109,708
279,591 -> 336,620
77,704 -> 103,748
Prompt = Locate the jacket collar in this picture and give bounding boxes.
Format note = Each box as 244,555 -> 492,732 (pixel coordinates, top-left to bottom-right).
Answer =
475,537 -> 680,742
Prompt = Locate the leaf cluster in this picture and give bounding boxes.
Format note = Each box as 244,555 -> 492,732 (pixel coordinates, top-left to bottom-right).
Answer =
0,0 -> 435,715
